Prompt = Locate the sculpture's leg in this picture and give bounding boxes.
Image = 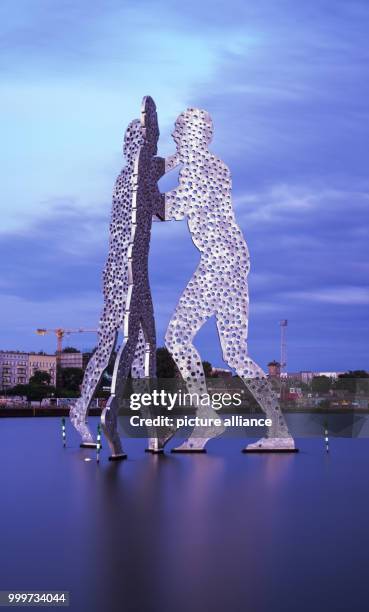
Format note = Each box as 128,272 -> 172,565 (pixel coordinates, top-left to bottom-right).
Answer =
70,324 -> 117,446
130,323 -> 162,452
215,297 -> 296,452
141,288 -> 157,379
139,289 -> 176,453
165,270 -> 225,452
131,325 -> 146,379
102,315 -> 140,460
238,365 -> 295,450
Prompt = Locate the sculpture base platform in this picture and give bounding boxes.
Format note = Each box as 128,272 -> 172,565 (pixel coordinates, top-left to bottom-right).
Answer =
242,448 -> 299,453
171,448 -> 207,454
80,442 -> 97,449
108,454 -> 127,461
145,448 -> 164,454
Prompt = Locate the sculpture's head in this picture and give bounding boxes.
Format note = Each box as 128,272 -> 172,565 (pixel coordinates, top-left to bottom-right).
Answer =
141,95 -> 159,156
172,108 -> 213,157
123,119 -> 144,161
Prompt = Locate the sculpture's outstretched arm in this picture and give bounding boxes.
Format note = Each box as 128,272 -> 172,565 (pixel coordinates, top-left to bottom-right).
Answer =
163,152 -> 186,220
165,153 -> 180,172
164,189 -> 187,221
152,154 -> 184,221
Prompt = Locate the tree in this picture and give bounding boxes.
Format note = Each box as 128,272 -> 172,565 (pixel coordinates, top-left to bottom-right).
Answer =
156,348 -> 212,378
202,361 -> 212,377
7,375 -> 56,403
29,370 -> 51,386
335,370 -> 369,394
7,384 -> 29,397
156,347 -> 177,378
58,367 -> 84,393
312,376 -> 331,395
62,346 -> 79,353
26,384 -> 56,403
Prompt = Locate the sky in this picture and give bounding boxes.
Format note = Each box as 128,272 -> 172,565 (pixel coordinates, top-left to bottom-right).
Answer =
1,0 -> 369,371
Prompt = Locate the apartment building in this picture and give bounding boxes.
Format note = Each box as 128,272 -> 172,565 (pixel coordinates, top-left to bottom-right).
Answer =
0,351 -> 57,390
59,351 -> 83,369
0,351 -> 29,389
28,353 -> 57,386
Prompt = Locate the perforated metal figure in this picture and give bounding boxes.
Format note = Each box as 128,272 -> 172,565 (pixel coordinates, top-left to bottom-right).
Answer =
69,118 -> 148,446
163,108 -> 295,451
101,96 -> 172,459
70,97 -> 170,456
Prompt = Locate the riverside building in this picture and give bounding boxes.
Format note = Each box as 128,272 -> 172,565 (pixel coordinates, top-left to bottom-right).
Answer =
0,351 -> 57,390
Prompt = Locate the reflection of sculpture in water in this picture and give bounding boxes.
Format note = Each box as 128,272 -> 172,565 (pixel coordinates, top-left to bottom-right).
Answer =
163,108 -> 295,451
101,96 -> 175,459
70,118 -> 147,446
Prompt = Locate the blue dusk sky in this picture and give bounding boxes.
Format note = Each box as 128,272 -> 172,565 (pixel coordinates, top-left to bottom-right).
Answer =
1,0 -> 369,371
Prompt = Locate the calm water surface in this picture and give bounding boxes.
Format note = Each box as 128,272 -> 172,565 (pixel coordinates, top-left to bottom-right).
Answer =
1,417 -> 368,612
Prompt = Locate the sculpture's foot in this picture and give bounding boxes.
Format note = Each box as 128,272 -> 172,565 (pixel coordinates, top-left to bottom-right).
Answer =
145,437 -> 165,453
171,437 -> 209,453
243,437 -> 298,453
70,402 -> 95,446
108,453 -> 127,462
101,397 -> 125,458
171,413 -> 226,453
145,445 -> 164,454
145,427 -> 177,453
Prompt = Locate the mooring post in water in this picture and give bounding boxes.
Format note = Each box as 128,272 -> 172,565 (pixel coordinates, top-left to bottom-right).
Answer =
324,421 -> 329,453
62,417 -> 66,448
96,423 -> 102,463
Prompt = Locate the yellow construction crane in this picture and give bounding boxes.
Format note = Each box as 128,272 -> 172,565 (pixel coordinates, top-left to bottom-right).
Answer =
36,328 -> 97,355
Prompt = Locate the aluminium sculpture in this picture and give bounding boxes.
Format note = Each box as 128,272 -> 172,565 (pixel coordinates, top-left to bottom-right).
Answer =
71,99 -> 295,457
163,108 -> 295,452
101,96 -> 176,459
70,97 -> 173,457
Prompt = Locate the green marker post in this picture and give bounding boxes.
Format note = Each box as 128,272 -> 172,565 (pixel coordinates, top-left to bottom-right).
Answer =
62,417 -> 66,448
96,423 -> 102,463
324,421 -> 329,453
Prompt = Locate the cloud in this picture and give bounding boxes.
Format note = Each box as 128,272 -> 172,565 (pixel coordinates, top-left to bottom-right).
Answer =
1,0 -> 369,369
0,1 -> 242,231
0,203 -> 107,300
233,183 -> 369,286
234,183 -> 369,228
286,287 -> 369,306
0,292 -> 100,354
1,173 -> 368,368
